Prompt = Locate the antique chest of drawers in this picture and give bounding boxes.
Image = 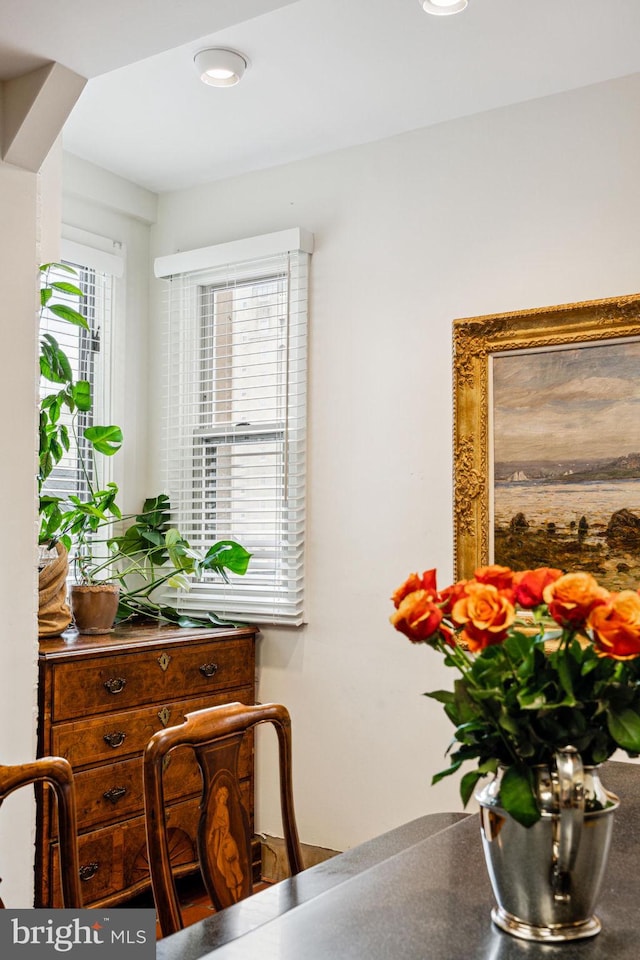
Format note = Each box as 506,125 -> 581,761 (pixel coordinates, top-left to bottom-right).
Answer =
37,622 -> 257,908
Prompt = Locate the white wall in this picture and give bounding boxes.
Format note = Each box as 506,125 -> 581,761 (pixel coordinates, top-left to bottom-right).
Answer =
0,143 -> 64,904
149,73 -> 640,852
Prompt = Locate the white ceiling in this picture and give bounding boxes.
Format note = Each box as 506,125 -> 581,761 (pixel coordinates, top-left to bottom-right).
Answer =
3,0 -> 640,194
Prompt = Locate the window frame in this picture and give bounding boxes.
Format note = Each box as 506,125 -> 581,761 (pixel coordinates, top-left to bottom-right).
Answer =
157,231 -> 311,626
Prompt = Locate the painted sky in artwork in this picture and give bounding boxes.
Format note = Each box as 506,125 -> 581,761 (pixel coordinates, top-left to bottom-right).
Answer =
492,338 -> 640,462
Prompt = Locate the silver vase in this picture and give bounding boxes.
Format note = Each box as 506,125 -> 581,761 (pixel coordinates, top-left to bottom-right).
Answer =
476,748 -> 618,942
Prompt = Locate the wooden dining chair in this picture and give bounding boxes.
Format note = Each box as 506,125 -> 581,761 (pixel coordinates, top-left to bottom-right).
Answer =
0,756 -> 83,908
143,701 -> 304,936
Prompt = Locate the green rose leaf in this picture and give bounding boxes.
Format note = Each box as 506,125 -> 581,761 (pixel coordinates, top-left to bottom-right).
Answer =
431,760 -> 463,785
460,769 -> 485,807
425,689 -> 456,705
499,766 -> 540,828
607,708 -> 640,752
459,758 -> 499,807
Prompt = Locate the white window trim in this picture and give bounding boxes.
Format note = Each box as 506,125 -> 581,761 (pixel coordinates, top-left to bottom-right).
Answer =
154,228 -> 313,279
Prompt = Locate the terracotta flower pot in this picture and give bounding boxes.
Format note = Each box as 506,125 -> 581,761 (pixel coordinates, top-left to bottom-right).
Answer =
70,583 -> 120,635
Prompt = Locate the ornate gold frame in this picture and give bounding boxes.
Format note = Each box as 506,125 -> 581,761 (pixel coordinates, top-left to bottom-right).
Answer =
453,293 -> 640,580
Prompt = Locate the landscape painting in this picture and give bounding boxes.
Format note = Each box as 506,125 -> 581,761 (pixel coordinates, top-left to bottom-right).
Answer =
452,295 -> 640,583
492,338 -> 640,589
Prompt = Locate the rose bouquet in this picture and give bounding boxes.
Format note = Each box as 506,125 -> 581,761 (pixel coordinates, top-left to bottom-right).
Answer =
390,565 -> 640,826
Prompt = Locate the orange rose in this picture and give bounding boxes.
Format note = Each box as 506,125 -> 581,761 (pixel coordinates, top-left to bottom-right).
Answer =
439,579 -> 469,616
390,590 -> 444,644
451,582 -> 516,652
514,567 -> 563,609
391,569 -> 438,609
543,572 -> 609,627
589,590 -> 640,660
474,565 -> 515,592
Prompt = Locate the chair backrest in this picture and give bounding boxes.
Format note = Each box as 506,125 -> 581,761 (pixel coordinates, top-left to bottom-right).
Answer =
0,756 -> 83,908
143,701 -> 304,936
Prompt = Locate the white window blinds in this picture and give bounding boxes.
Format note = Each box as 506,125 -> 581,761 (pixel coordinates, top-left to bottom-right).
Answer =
156,230 -> 312,626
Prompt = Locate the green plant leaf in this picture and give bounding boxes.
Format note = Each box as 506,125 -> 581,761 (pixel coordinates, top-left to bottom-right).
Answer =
71,380 -> 91,412
607,708 -> 640,752
167,572 -> 191,590
504,631 -> 533,660
460,769 -> 485,806
50,281 -> 84,298
517,688 -> 547,710
84,424 -> 123,455
40,262 -> 78,274
425,689 -> 456,705
499,766 -> 540,827
206,611 -> 247,627
163,530 -> 197,574
40,334 -> 73,384
203,540 -> 251,576
48,303 -> 89,329
165,528 -> 182,548
431,760 -> 463,785
176,615 -> 207,627
140,529 -> 164,546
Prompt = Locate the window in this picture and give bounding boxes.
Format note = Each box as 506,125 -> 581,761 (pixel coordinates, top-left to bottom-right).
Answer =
157,230 -> 312,625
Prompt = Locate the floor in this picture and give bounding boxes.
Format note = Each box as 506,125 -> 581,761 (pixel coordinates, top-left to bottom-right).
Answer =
130,873 -> 272,940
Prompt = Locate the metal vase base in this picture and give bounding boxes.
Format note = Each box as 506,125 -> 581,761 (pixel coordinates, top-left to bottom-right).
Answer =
491,906 -> 601,942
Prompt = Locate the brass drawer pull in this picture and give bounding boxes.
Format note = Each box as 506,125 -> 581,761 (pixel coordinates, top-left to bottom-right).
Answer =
103,731 -> 126,748
79,862 -> 99,882
104,677 -> 127,695
103,786 -> 127,805
199,662 -> 218,678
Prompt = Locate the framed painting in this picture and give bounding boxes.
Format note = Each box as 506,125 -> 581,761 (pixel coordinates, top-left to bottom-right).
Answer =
453,293 -> 640,589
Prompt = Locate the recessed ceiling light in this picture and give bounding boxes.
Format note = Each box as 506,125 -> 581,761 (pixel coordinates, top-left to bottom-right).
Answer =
420,0 -> 468,15
194,48 -> 249,87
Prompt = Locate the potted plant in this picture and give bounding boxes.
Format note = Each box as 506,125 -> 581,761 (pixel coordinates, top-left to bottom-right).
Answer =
56,490 -> 251,632
38,263 -> 119,634
105,493 -> 251,627
39,263 -> 251,635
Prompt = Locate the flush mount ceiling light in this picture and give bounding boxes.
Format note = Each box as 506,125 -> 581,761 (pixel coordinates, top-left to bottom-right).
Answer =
194,48 -> 249,87
420,0 -> 468,15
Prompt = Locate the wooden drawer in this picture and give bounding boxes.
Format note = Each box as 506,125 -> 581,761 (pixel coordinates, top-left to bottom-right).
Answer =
52,824 -> 120,906
50,785 -> 252,907
66,736 -> 253,833
50,686 -> 254,765
51,637 -> 254,721
51,797 -> 201,906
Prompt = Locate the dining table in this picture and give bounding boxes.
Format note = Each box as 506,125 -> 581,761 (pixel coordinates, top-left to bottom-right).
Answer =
156,760 -> 640,960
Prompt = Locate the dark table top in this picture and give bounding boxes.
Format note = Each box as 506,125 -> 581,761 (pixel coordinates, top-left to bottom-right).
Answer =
157,760 -> 640,960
